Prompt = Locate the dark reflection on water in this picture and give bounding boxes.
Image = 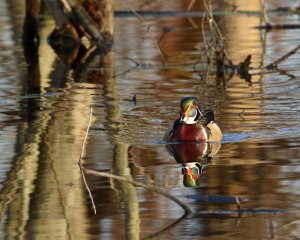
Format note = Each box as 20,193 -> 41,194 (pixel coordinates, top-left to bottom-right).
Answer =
1,0 -> 300,239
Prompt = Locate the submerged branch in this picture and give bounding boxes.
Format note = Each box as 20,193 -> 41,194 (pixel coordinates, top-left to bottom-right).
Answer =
78,106 -> 96,214
265,45 -> 300,69
83,168 -> 192,216
80,167 -> 97,214
78,106 -> 93,164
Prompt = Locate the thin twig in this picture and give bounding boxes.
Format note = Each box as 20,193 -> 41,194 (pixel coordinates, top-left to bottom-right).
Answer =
78,106 -> 93,164
202,0 -> 233,66
78,106 -> 96,214
86,38 -> 142,66
223,49 -> 233,66
238,109 -> 246,119
111,48 -> 141,66
80,166 -> 97,214
259,0 -> 271,27
186,0 -> 196,12
201,13 -> 210,62
265,45 -> 300,69
157,26 -> 171,46
83,168 -> 191,216
235,196 -> 242,210
83,168 -> 191,239
61,0 -> 72,13
273,219 -> 300,239
187,17 -> 198,29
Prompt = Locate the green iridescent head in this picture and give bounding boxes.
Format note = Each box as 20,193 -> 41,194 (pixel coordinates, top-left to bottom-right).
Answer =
180,97 -> 198,113
180,97 -> 202,124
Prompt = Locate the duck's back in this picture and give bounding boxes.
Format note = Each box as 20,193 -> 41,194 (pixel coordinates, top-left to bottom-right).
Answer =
203,109 -> 222,141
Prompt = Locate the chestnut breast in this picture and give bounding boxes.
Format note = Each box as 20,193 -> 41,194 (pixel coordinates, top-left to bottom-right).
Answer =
170,124 -> 207,142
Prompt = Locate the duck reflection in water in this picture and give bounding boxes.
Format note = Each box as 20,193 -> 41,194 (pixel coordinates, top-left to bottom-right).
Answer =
166,142 -> 221,187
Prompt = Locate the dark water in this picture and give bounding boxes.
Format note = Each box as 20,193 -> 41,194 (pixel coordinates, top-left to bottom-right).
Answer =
1,0 -> 300,239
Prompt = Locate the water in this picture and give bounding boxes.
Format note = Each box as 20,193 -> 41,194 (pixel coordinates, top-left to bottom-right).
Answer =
1,0 -> 300,239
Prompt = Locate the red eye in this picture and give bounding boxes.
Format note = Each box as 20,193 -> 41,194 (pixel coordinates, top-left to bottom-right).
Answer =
188,108 -> 197,117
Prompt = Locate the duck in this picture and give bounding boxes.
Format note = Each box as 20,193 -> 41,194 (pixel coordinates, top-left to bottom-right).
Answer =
164,97 -> 222,142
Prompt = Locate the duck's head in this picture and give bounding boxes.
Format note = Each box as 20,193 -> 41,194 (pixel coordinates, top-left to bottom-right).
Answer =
181,162 -> 203,187
180,97 -> 202,124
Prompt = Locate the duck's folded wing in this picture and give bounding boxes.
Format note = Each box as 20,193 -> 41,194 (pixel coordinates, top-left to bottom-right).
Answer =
207,121 -> 222,141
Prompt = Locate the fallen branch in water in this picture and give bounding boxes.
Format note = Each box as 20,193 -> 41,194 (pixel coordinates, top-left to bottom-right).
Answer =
78,106 -> 96,214
78,106 -> 93,164
82,167 -> 191,239
77,106 -> 191,221
80,166 -> 97,214
265,45 -> 300,70
83,168 -> 192,216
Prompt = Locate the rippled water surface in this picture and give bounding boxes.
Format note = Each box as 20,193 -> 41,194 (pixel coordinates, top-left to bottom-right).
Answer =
1,0 -> 300,239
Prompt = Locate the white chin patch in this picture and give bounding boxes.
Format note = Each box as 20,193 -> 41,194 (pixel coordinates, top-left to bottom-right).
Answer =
185,117 -> 197,125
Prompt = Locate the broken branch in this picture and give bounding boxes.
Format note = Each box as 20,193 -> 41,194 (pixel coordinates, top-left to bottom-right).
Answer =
265,45 -> 300,69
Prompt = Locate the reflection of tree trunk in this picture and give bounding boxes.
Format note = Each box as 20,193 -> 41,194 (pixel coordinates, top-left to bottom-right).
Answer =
22,32 -> 41,95
82,0 -> 114,43
114,144 -> 140,240
0,29 -> 92,239
23,0 -> 40,42
45,0 -> 114,46
102,53 -> 140,239
0,12 -> 43,234
0,121 -> 44,238
43,0 -> 78,38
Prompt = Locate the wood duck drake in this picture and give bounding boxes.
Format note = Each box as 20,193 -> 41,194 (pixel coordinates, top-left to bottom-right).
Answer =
164,97 -> 222,142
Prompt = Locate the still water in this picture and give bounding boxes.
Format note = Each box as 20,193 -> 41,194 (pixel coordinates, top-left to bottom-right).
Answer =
1,0 -> 300,239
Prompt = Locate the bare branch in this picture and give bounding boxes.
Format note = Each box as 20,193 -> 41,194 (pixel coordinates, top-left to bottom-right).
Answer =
265,45 -> 300,69
259,0 -> 271,27
78,106 -> 93,164
83,168 -> 191,216
80,166 -> 97,214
